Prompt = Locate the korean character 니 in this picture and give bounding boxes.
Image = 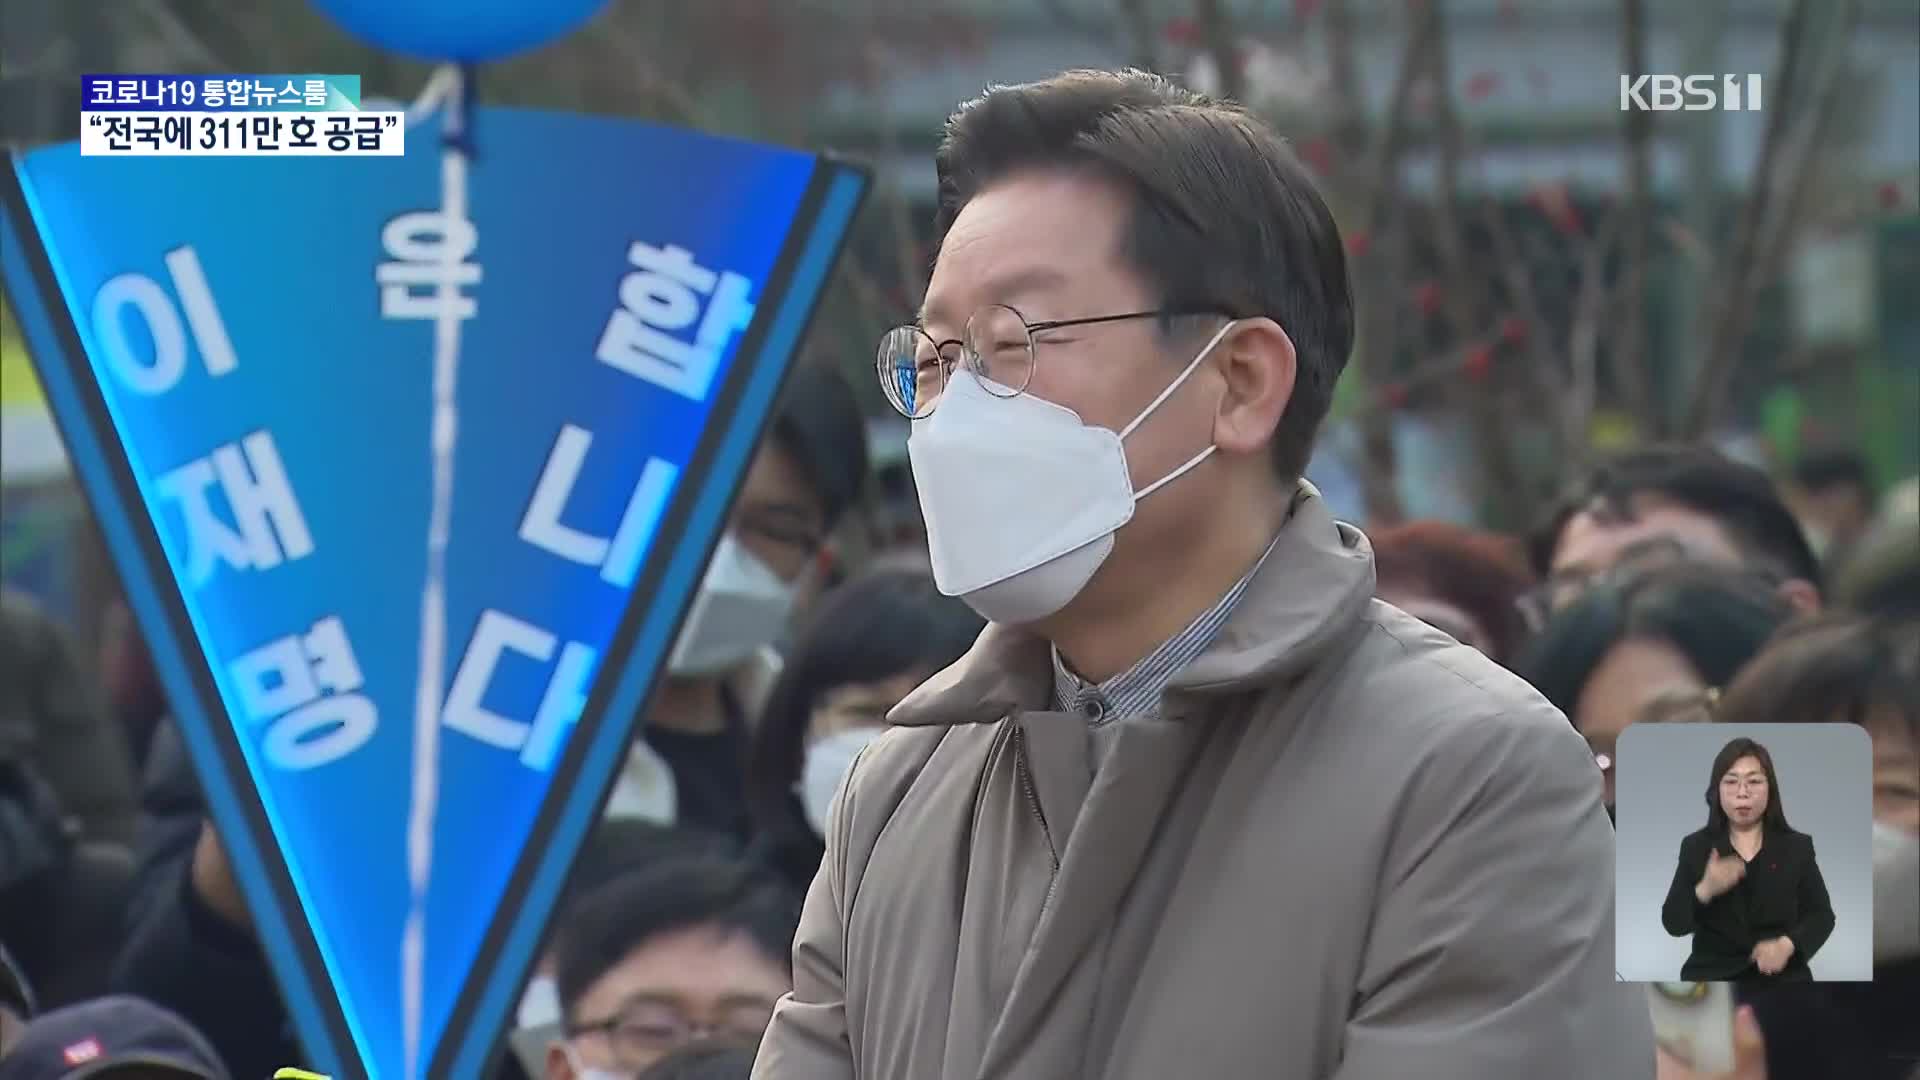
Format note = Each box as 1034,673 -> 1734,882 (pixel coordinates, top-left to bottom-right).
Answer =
227,616 -> 378,771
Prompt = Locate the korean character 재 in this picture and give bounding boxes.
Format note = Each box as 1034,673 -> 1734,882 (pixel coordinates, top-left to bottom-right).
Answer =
304,78 -> 328,107
596,242 -> 756,403
201,78 -> 227,109
323,115 -> 354,153
154,430 -> 316,588
288,116 -> 318,149
227,616 -> 378,771
276,79 -> 304,107
132,115 -> 163,150
353,114 -> 385,151
250,116 -> 284,152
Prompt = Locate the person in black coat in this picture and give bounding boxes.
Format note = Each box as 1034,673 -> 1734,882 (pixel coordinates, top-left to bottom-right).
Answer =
1661,735 -> 1835,983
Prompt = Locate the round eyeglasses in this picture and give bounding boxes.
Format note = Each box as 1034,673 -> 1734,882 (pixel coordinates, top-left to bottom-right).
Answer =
875,305 -> 1228,419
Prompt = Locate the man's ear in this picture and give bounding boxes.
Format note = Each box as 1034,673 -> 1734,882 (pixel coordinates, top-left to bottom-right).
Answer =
545,1039 -> 575,1080
1209,317 -> 1296,458
1776,578 -> 1822,617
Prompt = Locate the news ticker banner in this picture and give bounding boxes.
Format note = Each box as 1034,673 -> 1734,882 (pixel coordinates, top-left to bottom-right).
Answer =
81,74 -> 402,156
0,108 -> 868,1078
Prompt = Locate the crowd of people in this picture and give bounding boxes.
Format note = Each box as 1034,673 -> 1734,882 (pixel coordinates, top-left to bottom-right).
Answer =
3,68 -> 1918,1080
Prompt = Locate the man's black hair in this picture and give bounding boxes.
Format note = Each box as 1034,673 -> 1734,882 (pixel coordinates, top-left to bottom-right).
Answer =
934,68 -> 1354,480
551,853 -> 800,1021
770,364 -> 869,531
1791,448 -> 1873,499
1526,443 -> 1820,585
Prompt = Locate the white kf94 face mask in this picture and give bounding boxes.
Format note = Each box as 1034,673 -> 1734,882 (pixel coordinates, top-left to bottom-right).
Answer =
666,534 -> 796,677
907,319 -> 1239,625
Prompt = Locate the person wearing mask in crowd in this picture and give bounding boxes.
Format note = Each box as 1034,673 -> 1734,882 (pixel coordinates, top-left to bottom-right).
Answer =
0,586 -> 137,846
1787,448 -> 1877,575
1369,520 -> 1536,666
755,68 -> 1649,1080
548,855 -> 798,1080
1524,444 -> 1823,628
0,995 -> 229,1080
743,568 -> 984,893
606,364 -> 870,836
1517,563 -> 1793,815
1659,736 -> 1834,983
1710,614 -> 1920,1080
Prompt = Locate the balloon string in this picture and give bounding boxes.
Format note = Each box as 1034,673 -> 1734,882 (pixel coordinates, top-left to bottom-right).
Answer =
401,62 -> 470,1080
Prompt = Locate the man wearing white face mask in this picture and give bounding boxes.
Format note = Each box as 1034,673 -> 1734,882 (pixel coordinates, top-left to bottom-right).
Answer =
600,366 -> 869,838
755,69 -> 1650,1080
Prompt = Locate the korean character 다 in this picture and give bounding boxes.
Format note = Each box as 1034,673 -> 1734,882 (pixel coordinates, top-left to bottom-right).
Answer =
595,242 -> 755,403
227,616 -> 378,771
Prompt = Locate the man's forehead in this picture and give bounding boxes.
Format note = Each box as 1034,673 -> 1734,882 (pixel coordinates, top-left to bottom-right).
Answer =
1553,497 -> 1742,573
921,174 -> 1130,329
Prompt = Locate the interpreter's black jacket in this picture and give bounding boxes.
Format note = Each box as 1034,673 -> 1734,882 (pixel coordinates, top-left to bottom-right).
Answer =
1661,825 -> 1835,982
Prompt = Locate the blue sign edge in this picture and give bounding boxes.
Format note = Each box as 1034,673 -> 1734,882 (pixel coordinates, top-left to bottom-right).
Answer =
440,159 -> 872,1080
1,146 -> 872,1079
2,151 -> 359,1073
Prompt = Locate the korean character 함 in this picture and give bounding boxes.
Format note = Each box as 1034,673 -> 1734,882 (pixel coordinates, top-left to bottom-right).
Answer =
227,616 -> 377,771
288,116 -> 318,149
116,78 -> 141,105
323,115 -> 354,153
251,116 -> 283,152
276,80 -> 303,107
154,430 -> 316,588
354,114 -> 384,151
304,78 -> 328,107
132,115 -> 163,150
252,79 -> 277,107
202,79 -> 227,109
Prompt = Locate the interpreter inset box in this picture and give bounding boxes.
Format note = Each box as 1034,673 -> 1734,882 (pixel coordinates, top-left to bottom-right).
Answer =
1614,723 -> 1873,983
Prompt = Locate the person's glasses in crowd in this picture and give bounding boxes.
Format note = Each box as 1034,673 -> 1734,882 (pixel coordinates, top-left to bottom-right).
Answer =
569,996 -> 777,1068
875,304 -> 1232,419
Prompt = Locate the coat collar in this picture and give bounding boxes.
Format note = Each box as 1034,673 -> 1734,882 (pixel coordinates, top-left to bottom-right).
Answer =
888,482 -> 1376,727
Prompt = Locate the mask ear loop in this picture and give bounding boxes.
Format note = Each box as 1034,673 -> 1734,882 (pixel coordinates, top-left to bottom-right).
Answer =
1120,319 -> 1239,501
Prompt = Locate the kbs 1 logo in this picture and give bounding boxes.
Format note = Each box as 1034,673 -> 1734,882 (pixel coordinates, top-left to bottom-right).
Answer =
1619,74 -> 1764,112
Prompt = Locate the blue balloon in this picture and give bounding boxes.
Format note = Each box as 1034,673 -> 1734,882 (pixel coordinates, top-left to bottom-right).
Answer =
309,0 -> 609,62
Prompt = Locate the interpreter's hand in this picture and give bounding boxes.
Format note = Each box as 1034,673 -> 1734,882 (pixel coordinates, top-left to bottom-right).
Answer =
1696,849 -> 1746,902
190,819 -> 253,931
1655,1005 -> 1767,1080
1751,936 -> 1795,975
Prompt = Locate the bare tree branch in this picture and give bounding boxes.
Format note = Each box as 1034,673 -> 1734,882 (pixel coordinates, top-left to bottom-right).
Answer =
1194,0 -> 1246,102
1115,0 -> 1164,72
1615,0 -> 1660,435
1682,0 -> 1814,437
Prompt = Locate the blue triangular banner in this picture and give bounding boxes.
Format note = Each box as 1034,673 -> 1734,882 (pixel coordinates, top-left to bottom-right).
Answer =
0,108 -> 868,1079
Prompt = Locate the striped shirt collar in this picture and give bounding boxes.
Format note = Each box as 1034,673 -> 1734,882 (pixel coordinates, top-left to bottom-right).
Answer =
1050,535 -> 1281,724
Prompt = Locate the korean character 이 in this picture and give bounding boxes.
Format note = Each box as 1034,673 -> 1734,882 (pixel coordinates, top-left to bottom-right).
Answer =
228,616 -> 378,771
